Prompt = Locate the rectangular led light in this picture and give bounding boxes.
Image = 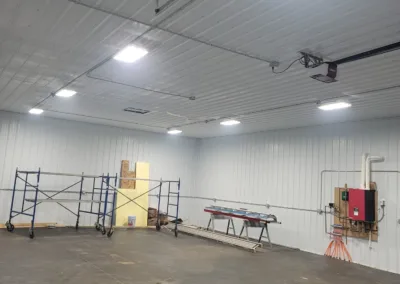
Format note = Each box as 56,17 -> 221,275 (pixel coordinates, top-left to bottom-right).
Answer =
318,101 -> 351,111
29,108 -> 44,115
114,45 -> 148,63
167,129 -> 182,135
220,119 -> 241,126
55,89 -> 77,98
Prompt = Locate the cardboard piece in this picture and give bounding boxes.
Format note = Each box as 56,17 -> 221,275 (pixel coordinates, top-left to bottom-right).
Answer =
120,160 -> 135,189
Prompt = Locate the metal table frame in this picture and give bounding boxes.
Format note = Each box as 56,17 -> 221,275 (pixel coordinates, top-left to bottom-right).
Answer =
204,206 -> 280,247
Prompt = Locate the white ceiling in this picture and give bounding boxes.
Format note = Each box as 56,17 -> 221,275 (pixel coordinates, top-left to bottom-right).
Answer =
1,0 -> 400,138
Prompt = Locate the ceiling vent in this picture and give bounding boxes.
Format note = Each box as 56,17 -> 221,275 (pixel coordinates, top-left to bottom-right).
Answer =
123,107 -> 150,114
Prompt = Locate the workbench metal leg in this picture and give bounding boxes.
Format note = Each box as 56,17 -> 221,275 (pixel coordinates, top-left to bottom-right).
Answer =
211,215 -> 215,232
258,226 -> 264,243
226,219 -> 231,235
207,217 -> 212,230
265,223 -> 272,248
225,218 -> 236,235
245,222 -> 249,240
239,224 -> 244,237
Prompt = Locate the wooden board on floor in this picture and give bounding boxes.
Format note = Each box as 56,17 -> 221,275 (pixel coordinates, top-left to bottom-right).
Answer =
0,223 -> 62,229
334,187 -> 378,241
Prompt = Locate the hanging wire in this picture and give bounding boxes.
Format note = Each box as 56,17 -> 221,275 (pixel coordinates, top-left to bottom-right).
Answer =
271,57 -> 304,74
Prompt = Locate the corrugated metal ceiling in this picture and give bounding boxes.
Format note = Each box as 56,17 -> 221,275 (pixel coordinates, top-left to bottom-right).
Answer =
1,0 -> 400,137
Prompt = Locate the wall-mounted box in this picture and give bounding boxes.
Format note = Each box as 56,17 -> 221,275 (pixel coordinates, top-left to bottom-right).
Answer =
348,188 -> 375,222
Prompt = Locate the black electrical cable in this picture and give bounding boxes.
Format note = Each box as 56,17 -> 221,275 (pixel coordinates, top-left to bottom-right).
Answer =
378,206 -> 385,223
272,57 -> 304,74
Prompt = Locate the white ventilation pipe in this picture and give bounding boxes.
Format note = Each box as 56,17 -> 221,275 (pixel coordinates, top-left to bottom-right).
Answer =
360,153 -> 368,189
365,156 -> 385,190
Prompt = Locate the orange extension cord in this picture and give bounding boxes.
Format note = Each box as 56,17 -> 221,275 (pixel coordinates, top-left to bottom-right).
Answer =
325,225 -> 352,262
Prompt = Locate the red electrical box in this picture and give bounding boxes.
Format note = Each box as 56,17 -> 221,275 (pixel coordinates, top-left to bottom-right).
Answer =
348,188 -> 375,222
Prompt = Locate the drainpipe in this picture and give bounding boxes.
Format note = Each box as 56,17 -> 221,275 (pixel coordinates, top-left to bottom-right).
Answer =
360,153 -> 368,189
365,156 -> 385,190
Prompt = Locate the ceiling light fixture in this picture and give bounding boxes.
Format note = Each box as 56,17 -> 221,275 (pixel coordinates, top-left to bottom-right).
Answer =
29,108 -> 44,115
113,45 -> 148,63
167,129 -> 182,135
55,89 -> 77,98
220,119 -> 241,126
317,101 -> 351,111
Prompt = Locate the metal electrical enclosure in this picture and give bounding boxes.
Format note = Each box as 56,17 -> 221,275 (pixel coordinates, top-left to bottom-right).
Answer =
348,189 -> 376,222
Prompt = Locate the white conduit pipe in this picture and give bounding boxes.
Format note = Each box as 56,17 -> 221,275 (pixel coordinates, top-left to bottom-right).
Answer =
360,153 -> 368,189
365,156 -> 385,190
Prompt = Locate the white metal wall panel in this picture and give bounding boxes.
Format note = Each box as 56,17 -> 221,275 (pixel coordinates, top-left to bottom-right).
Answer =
0,111 -> 198,227
193,118 -> 400,274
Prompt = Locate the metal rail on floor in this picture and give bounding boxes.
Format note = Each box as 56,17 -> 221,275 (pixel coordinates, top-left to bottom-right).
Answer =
177,224 -> 261,252
5,168 -> 181,239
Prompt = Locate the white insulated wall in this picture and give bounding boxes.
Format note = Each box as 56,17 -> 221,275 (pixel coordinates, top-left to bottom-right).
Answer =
0,111 -> 198,226
2,110 -> 400,274
192,118 -> 400,274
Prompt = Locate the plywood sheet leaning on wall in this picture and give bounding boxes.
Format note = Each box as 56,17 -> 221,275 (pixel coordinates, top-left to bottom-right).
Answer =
334,187 -> 378,241
120,160 -> 136,189
116,162 -> 149,227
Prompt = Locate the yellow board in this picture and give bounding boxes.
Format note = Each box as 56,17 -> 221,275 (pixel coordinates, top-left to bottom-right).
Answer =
115,162 -> 149,227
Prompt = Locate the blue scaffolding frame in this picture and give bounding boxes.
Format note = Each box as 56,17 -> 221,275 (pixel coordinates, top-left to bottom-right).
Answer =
156,179 -> 181,237
5,168 -> 181,239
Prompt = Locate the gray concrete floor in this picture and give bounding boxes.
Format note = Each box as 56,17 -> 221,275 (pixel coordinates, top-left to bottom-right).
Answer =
0,228 -> 398,284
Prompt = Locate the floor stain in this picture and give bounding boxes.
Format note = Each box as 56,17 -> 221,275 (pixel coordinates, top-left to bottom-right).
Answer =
118,261 -> 135,265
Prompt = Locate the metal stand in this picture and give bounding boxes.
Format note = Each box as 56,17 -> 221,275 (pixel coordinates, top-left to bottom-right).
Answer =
206,214 -> 236,236
239,220 -> 272,248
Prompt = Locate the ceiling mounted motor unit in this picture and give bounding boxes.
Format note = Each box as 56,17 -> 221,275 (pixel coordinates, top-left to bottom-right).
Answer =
310,62 -> 338,83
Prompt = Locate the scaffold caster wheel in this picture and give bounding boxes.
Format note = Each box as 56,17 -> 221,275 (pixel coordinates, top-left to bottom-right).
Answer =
95,222 -> 100,231
101,227 -> 106,235
174,230 -> 178,238
156,224 -> 161,231
6,221 -> 14,232
75,223 -> 79,230
107,229 -> 114,238
29,230 -> 35,239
